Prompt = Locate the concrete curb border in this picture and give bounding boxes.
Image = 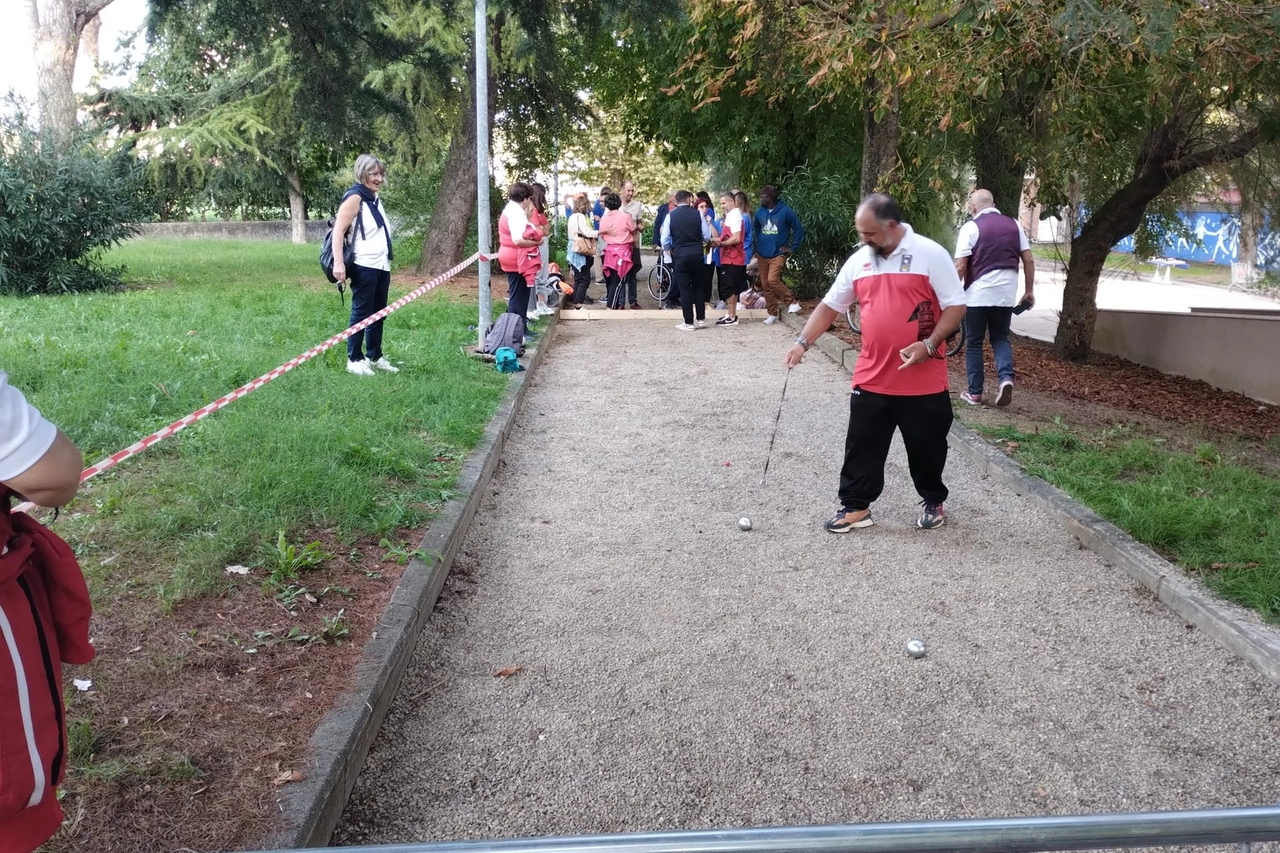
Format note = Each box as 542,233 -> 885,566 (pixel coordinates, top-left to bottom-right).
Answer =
779,311 -> 1280,688
268,311 -> 562,849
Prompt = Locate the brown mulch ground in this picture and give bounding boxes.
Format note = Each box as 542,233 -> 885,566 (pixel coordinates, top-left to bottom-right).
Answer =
820,308 -> 1280,452
41,291 -> 1280,853
992,337 -> 1280,442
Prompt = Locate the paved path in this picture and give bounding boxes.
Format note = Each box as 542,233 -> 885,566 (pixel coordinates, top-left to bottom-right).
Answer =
1011,268 -> 1279,343
335,316 -> 1280,846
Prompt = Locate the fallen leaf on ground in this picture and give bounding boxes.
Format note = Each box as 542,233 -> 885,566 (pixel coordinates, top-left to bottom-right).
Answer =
493,666 -> 523,678
272,769 -> 304,786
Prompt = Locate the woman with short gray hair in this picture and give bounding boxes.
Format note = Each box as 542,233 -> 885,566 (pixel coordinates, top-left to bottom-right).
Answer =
332,154 -> 398,376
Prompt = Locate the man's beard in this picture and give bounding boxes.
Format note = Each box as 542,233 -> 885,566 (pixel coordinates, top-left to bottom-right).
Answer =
868,241 -> 891,258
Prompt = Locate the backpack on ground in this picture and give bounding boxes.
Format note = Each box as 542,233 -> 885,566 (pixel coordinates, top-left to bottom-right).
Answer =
494,347 -> 522,373
482,311 -> 526,357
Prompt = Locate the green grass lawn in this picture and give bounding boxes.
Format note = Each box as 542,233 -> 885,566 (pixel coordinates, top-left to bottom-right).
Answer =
1,238 -> 506,602
977,423 -> 1280,621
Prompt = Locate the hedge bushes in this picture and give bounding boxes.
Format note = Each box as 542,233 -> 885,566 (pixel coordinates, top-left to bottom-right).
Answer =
0,108 -> 146,295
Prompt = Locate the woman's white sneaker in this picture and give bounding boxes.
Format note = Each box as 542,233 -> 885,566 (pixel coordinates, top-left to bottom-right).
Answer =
347,359 -> 376,376
370,357 -> 400,373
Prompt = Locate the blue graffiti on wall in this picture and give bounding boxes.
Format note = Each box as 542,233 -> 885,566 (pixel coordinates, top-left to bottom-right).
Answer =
1113,211 -> 1279,269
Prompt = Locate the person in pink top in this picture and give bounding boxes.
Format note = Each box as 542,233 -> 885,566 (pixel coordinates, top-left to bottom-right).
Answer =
496,182 -> 544,322
783,193 -> 966,532
598,192 -> 637,309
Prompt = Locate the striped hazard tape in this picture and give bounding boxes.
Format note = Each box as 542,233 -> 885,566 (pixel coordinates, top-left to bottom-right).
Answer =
13,253 -> 487,515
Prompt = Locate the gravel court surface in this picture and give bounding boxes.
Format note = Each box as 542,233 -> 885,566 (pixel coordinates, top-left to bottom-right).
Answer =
335,317 -> 1280,848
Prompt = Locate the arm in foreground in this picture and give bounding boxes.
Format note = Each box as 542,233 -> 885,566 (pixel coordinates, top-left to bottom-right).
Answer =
783,302 -> 839,368
6,430 -> 83,508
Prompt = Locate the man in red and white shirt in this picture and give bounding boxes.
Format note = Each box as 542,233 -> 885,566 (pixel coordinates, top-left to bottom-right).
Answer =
784,194 -> 966,531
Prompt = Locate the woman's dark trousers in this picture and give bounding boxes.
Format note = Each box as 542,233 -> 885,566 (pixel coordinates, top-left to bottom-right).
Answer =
507,271 -> 531,320
348,264 -> 391,362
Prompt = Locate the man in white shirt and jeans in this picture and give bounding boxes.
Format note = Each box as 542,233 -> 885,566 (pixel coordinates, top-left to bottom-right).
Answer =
953,188 -> 1035,407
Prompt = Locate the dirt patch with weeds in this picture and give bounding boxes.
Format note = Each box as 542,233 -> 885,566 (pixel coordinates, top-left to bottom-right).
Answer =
44,531 -> 408,853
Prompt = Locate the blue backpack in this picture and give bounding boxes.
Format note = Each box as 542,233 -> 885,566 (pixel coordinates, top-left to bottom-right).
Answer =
494,347 -> 522,373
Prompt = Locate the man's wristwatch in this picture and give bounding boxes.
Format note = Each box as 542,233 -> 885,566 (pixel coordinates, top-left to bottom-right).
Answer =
795,335 -> 811,351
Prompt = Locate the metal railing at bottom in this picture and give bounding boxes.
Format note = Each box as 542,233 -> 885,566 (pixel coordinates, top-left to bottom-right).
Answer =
250,806 -> 1280,853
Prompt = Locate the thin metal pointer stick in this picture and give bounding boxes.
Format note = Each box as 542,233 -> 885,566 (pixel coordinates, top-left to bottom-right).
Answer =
759,368 -> 792,487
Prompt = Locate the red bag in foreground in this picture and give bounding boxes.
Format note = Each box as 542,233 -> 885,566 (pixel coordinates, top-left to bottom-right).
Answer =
0,492 -> 93,853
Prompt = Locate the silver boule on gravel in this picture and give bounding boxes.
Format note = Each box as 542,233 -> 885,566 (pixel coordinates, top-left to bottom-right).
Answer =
905,639 -> 927,659
738,516 -> 753,531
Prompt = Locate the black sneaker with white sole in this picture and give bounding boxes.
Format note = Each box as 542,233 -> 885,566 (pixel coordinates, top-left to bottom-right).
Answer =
715,315 -> 739,325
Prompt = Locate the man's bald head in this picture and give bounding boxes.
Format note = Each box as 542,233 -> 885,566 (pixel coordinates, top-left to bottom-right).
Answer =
968,189 -> 995,215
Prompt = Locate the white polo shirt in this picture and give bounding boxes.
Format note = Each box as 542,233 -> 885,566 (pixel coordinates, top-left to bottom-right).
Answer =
954,207 -> 1030,308
0,371 -> 57,481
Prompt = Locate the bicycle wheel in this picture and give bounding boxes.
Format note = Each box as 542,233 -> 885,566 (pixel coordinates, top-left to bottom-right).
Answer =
647,264 -> 671,303
845,302 -> 862,335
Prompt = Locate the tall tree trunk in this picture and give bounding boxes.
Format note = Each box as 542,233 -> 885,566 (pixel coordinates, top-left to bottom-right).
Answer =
29,0 -> 115,143
973,113 -> 1025,217
1237,185 -> 1261,269
860,74 -> 900,198
79,12 -> 100,79
287,169 -> 306,245
419,82 -> 478,276
1053,116 -> 1263,361
1056,232 -> 1110,362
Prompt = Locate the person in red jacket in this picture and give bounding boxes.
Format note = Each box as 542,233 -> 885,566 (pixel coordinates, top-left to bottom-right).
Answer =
1,369 -> 90,853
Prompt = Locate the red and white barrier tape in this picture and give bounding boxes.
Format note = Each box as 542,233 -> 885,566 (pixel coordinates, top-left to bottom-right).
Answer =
13,253 -> 486,515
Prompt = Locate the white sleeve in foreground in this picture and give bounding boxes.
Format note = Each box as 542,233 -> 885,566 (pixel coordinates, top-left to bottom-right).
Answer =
929,244 -> 967,309
0,370 -> 58,482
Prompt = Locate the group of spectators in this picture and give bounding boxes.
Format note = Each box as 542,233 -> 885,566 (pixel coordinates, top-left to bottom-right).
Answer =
554,182 -> 808,330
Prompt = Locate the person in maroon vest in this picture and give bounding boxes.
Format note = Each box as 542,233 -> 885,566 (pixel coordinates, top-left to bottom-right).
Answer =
953,188 -> 1035,407
1,371 -> 91,853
